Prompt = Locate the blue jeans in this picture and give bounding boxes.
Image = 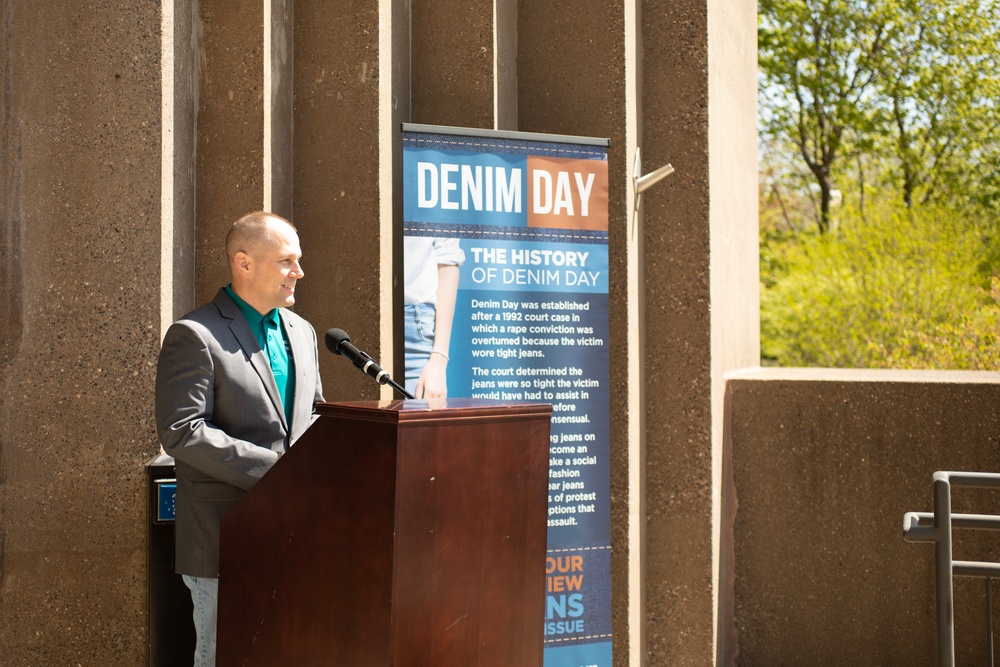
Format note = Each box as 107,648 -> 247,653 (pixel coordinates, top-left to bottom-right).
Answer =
182,574 -> 218,667
404,302 -> 436,396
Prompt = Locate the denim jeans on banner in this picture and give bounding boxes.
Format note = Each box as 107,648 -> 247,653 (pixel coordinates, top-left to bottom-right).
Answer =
182,574 -> 218,667
404,302 -> 436,395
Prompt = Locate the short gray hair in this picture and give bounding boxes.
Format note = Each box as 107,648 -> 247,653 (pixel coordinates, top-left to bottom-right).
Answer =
225,212 -> 296,263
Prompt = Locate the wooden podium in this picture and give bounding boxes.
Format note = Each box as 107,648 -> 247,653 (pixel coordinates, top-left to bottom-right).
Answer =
217,399 -> 552,666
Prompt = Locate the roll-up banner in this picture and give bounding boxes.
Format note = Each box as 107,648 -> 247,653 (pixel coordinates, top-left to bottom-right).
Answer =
401,123 -> 612,667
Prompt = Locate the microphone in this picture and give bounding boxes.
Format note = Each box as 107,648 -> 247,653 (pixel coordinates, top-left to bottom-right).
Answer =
325,328 -> 388,382
324,328 -> 415,399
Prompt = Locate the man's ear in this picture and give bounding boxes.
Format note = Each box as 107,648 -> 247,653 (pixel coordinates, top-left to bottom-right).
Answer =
233,251 -> 252,277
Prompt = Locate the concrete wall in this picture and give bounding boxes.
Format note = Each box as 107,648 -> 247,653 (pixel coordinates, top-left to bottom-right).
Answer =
639,0 -> 760,662
290,0 -> 393,403
516,5 -> 634,666
723,369 -> 1000,665
0,0 -> 162,663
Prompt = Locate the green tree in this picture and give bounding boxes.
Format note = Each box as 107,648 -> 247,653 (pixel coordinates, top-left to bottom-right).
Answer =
759,0 -> 1000,227
877,0 -> 1000,209
760,1 -> 1000,370
759,0 -> 891,233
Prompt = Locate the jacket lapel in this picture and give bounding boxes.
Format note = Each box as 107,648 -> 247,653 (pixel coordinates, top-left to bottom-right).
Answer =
282,311 -> 311,434
214,289 -> 288,434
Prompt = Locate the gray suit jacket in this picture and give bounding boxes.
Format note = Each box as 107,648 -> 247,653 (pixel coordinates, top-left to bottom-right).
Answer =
155,288 -> 325,577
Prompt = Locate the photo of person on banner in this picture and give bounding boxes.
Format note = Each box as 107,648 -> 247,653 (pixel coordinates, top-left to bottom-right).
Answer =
403,236 -> 465,398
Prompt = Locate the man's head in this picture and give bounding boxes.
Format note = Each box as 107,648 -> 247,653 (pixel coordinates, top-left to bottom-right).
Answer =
226,212 -> 304,314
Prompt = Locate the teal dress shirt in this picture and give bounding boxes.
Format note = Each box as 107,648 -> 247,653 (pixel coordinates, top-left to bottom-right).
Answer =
224,285 -> 296,425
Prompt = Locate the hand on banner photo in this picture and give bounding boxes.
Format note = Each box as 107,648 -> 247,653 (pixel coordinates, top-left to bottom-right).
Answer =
415,350 -> 448,398
404,237 -> 464,398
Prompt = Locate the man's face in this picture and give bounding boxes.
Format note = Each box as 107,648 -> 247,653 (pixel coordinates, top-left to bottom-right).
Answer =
242,220 -> 304,314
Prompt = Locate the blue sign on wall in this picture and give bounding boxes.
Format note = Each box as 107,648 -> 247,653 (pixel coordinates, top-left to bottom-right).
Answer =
155,479 -> 176,523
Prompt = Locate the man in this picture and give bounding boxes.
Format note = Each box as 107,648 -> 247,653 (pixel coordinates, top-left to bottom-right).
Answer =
155,212 -> 325,666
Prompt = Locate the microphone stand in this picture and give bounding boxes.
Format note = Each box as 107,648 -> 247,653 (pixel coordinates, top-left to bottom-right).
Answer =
355,350 -> 414,399
384,376 -> 414,400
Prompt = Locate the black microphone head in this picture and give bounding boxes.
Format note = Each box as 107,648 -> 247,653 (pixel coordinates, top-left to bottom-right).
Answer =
325,328 -> 350,355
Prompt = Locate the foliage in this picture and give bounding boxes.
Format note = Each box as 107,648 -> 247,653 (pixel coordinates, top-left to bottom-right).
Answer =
759,0 -> 892,232
877,0 -> 1000,209
759,0 -> 1000,230
761,200 -> 1000,369
760,0 -> 1000,370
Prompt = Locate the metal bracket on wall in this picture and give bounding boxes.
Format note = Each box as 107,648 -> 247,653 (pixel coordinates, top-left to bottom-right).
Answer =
632,147 -> 675,236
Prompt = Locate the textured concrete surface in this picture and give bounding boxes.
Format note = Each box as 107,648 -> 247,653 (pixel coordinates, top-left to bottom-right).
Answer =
194,0 -> 267,305
640,0 -> 716,663
411,0 -> 494,129
290,0 -> 388,402
0,1 -> 162,664
725,369 -> 1000,666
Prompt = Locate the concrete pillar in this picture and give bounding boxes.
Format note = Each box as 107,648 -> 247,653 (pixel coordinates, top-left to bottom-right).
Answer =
0,1 -> 163,663
161,0 -> 197,328
515,0 -> 758,664
194,0 -> 267,304
640,0 -> 758,663
495,0 -> 518,131
264,0 -> 294,218
185,0 -> 294,308
290,0 -> 408,401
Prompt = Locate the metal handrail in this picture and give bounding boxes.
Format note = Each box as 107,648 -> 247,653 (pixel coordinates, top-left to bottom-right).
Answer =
903,471 -> 1000,667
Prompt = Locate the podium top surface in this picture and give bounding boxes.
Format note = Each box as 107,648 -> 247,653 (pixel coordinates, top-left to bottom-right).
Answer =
315,398 -> 552,425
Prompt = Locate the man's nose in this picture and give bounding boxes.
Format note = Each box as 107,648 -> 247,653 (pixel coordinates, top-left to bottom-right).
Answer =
291,260 -> 304,278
